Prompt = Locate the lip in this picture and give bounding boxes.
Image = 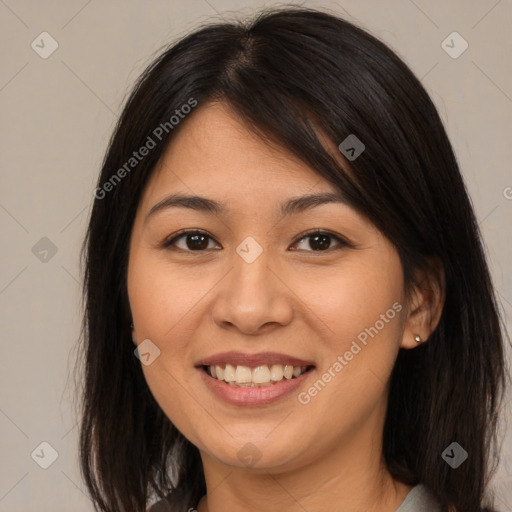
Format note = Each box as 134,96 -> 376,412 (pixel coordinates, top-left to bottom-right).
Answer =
195,351 -> 315,368
198,365 -> 315,406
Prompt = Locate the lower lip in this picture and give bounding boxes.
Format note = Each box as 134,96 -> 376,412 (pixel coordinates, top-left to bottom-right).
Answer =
197,367 -> 314,406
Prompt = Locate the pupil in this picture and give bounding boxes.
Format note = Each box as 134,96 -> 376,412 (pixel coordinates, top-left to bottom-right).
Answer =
310,234 -> 330,251
187,234 -> 208,250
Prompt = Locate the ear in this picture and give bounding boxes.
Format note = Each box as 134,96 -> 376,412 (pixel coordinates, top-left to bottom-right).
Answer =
400,258 -> 446,349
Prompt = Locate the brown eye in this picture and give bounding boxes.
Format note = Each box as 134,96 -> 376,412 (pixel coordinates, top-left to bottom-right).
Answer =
292,231 -> 348,252
163,230 -> 220,251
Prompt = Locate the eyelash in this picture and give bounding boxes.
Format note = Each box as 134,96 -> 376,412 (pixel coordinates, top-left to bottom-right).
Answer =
161,229 -> 351,254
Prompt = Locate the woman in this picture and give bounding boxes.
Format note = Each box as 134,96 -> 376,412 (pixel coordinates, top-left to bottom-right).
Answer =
77,7 -> 507,512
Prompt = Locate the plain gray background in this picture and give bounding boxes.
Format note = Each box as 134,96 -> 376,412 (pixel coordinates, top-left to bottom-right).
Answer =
1,0 -> 511,510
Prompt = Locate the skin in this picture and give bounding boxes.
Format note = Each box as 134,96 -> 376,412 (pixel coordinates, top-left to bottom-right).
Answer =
128,101 -> 444,512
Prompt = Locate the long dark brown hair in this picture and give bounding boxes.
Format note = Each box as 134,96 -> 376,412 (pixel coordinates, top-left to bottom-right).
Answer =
76,6 -> 508,512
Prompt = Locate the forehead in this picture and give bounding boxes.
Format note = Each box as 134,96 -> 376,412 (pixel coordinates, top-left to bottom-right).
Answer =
140,101 -> 346,204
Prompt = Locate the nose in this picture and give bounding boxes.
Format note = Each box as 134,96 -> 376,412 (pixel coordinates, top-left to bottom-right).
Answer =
211,249 -> 294,335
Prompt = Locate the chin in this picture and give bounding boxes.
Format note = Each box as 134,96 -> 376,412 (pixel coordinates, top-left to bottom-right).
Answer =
202,432 -> 308,471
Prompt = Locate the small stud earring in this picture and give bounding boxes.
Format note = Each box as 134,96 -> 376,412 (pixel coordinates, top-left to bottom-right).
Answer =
414,335 -> 422,343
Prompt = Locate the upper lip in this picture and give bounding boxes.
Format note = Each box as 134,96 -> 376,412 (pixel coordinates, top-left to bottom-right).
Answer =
196,351 -> 315,368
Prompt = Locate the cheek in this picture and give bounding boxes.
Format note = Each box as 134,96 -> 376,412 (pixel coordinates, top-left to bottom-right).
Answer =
293,255 -> 404,350
127,251 -> 216,348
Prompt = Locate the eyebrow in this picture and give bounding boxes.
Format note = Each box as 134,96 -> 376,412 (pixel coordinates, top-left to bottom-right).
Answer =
145,191 -> 349,223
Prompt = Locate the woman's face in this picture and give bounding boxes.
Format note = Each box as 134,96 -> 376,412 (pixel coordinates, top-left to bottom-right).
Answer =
127,101 -> 410,472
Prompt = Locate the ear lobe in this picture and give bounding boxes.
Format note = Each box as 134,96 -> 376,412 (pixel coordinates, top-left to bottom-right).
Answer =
400,258 -> 446,349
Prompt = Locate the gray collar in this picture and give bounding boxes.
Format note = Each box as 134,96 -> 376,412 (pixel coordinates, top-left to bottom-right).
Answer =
395,484 -> 441,511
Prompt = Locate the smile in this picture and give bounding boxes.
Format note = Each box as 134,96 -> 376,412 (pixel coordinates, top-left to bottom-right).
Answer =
203,363 -> 313,387
196,351 -> 316,405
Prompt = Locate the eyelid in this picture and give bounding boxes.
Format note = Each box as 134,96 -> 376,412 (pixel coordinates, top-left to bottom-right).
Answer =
161,228 -> 352,252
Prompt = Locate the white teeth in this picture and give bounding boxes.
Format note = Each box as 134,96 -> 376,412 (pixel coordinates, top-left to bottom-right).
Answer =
270,364 -> 284,381
253,365 -> 271,384
206,363 -> 310,386
224,363 -> 236,382
235,365 -> 252,384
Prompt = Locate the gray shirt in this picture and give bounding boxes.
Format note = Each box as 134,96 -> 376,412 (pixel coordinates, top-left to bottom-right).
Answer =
396,484 -> 442,511
149,484 -> 442,511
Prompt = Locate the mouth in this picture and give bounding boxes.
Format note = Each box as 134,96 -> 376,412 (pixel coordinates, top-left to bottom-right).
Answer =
195,352 -> 316,406
200,363 -> 315,387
